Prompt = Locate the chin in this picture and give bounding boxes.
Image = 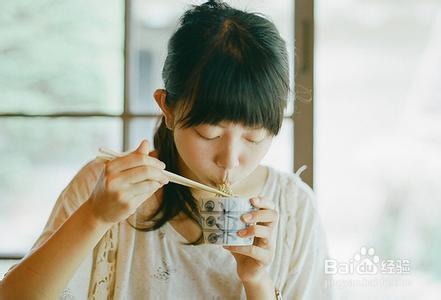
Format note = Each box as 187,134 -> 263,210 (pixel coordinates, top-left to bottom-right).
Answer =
190,171 -> 219,187
202,174 -> 236,187
193,167 -> 249,186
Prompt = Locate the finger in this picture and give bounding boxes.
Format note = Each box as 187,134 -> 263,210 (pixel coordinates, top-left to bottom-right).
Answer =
148,149 -> 159,158
254,236 -> 271,249
223,245 -> 271,266
107,153 -> 166,174
128,180 -> 164,198
113,165 -> 169,186
121,185 -> 163,215
236,224 -> 271,240
241,209 -> 278,224
249,196 -> 275,210
107,140 -> 164,174
135,139 -> 149,155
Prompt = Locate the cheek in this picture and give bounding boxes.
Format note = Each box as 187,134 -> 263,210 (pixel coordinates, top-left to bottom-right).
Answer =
174,131 -> 211,165
184,141 -> 207,161
243,139 -> 272,164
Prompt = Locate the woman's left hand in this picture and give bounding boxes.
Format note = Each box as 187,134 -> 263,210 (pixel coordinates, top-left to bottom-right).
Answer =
223,196 -> 279,284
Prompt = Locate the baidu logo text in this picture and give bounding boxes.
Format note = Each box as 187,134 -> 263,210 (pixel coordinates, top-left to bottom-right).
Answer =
325,246 -> 411,275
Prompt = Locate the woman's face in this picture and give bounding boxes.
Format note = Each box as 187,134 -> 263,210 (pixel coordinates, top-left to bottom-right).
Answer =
173,121 -> 273,188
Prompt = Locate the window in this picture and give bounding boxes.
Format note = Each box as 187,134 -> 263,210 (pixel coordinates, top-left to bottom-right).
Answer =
0,0 -> 124,257
0,0 -> 297,262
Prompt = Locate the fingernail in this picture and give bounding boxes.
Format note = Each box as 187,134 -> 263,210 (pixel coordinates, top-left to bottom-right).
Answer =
237,229 -> 246,236
243,214 -> 252,222
252,197 -> 260,204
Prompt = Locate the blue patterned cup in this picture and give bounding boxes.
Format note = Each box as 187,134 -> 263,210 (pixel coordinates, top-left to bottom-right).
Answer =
198,196 -> 258,246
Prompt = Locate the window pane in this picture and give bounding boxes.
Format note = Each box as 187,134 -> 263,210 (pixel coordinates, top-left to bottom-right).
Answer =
316,1 -> 441,298
129,0 -> 294,116
128,117 -> 159,150
0,259 -> 19,278
0,118 -> 122,255
129,117 -> 293,173
0,0 -> 124,114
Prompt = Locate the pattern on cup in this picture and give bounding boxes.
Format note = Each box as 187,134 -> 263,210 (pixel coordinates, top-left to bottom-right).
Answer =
204,200 -> 216,212
203,230 -> 254,245
207,232 -> 220,244
199,196 -> 258,245
199,197 -> 257,213
201,211 -> 249,231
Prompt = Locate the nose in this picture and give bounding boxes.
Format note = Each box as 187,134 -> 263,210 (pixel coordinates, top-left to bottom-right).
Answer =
215,142 -> 240,172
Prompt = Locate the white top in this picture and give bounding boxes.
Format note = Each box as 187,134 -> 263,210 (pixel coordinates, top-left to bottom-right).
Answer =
28,160 -> 334,299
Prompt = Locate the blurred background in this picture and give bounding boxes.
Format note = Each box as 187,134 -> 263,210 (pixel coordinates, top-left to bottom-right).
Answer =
316,0 -> 441,298
1,0 -> 440,299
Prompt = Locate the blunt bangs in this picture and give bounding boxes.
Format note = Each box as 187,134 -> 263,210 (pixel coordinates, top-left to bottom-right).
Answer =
176,47 -> 288,136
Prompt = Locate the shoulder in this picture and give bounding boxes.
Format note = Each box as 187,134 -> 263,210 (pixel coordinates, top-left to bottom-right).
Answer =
66,158 -> 105,191
27,159 -> 106,252
76,158 -> 106,179
267,165 -> 317,219
59,158 -> 106,211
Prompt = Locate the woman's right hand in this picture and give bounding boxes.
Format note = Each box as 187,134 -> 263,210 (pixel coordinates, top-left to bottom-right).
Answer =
89,140 -> 169,225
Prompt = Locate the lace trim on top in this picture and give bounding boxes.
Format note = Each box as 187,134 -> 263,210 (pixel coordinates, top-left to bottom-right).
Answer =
87,223 -> 120,300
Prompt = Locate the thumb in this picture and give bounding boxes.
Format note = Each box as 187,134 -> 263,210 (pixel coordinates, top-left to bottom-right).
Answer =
134,139 -> 150,155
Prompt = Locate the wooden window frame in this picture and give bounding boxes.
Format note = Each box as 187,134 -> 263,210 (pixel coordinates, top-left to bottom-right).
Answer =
0,0 -> 314,259
294,0 -> 314,189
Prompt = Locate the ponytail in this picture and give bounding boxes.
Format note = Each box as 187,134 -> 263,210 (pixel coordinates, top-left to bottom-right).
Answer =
127,115 -> 204,245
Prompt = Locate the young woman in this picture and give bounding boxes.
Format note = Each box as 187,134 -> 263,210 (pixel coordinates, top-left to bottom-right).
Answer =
0,1 -> 333,299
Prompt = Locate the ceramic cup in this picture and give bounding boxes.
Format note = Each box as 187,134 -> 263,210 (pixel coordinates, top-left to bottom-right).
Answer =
198,196 -> 259,246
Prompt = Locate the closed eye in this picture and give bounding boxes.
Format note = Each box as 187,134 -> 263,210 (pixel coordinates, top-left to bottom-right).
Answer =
246,139 -> 264,145
194,129 -> 220,140
203,136 -> 220,141
194,128 -> 265,144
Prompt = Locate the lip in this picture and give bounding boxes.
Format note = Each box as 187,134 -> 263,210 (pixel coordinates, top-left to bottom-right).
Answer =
203,170 -> 238,187
207,177 -> 233,187
220,173 -> 234,184
221,172 -> 229,183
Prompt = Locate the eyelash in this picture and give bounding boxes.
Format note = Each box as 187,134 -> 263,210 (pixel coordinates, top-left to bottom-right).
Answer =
202,135 -> 220,141
196,130 -> 262,145
248,140 -> 262,145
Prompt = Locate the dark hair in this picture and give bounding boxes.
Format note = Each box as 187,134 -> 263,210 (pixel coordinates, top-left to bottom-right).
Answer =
130,0 -> 290,245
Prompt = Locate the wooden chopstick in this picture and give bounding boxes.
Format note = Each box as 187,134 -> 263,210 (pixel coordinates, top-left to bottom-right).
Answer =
97,147 -> 231,197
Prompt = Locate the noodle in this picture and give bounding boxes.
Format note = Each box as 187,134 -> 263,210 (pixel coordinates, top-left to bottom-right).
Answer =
216,182 -> 234,197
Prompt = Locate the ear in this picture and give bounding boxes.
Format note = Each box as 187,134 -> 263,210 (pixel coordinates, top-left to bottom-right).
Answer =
154,89 -> 175,128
